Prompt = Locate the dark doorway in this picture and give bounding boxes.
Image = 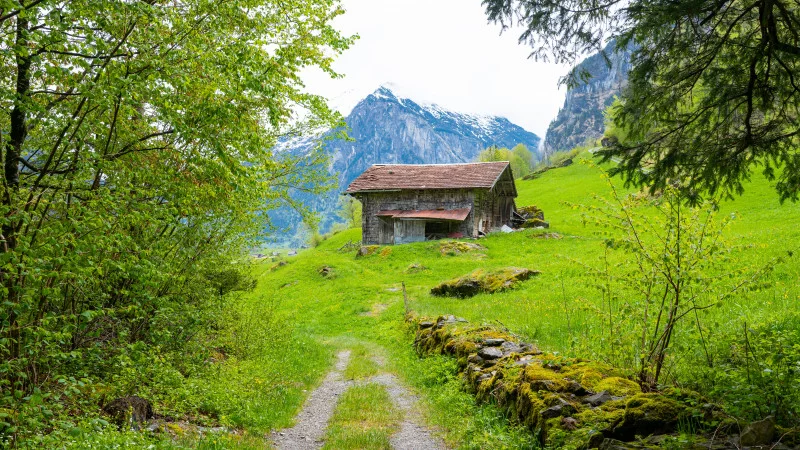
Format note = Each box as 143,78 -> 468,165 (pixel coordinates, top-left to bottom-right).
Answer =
425,221 -> 453,240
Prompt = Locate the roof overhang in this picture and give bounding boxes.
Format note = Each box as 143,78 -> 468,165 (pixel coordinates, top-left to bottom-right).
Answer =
491,164 -> 518,197
343,189 -> 402,195
376,207 -> 471,222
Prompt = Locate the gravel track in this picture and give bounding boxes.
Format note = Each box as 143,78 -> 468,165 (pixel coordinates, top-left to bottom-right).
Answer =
271,350 -> 353,449
369,372 -> 446,450
270,348 -> 447,449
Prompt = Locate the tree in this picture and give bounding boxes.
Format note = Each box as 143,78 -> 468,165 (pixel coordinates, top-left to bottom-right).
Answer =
483,0 -> 800,202
511,143 -> 535,171
478,144 -> 534,177
338,196 -> 362,229
0,0 -> 352,439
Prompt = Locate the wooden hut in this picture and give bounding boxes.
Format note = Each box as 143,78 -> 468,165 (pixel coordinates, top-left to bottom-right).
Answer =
344,162 -> 517,245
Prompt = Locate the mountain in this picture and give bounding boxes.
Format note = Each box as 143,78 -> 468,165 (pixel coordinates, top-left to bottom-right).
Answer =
543,42 -> 633,153
326,86 -> 541,193
272,85 -> 541,243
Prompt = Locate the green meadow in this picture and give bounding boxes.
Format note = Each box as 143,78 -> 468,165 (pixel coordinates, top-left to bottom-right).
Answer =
219,152 -> 800,447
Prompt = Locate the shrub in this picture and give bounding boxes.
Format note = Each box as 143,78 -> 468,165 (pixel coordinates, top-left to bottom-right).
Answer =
575,165 -> 770,388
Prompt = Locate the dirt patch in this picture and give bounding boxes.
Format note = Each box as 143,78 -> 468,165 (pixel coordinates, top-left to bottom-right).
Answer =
360,303 -> 389,317
530,232 -> 562,239
369,373 -> 445,450
368,353 -> 445,450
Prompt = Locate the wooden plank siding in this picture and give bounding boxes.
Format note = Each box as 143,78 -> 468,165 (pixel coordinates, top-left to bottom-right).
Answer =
394,219 -> 426,244
351,164 -> 517,245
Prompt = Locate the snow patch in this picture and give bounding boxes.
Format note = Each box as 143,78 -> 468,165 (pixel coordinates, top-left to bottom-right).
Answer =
378,82 -> 418,101
417,102 -> 500,137
273,130 -> 325,153
376,83 -> 506,135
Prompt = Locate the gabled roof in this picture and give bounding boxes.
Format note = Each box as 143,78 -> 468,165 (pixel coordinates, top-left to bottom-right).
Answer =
344,162 -> 512,194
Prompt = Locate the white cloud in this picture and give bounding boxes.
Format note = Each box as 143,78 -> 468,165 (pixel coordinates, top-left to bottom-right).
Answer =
302,0 -> 573,139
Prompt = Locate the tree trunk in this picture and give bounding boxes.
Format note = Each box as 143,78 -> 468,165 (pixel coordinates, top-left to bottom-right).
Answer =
3,13 -> 30,365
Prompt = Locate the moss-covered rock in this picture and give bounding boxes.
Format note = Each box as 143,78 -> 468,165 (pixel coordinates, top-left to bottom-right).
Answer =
318,266 -> 336,279
438,240 -> 486,255
356,245 -> 380,257
594,377 -> 641,397
430,267 -> 540,298
610,394 -> 688,440
517,205 -> 545,221
559,361 -> 628,392
404,263 -> 429,274
520,218 -> 550,229
410,315 -> 734,449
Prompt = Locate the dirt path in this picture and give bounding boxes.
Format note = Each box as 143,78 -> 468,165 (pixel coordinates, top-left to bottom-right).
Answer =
270,348 -> 446,449
271,350 -> 353,450
370,372 -> 446,450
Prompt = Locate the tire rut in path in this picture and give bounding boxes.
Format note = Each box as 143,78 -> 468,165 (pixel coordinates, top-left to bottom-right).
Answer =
271,349 -> 447,449
271,350 -> 352,450
369,372 -> 446,450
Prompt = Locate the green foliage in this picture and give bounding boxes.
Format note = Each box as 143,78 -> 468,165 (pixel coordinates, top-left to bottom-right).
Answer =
484,0 -> 800,202
343,346 -> 380,380
572,165 -> 768,386
701,316 -> 800,425
338,197 -> 363,229
602,99 -> 630,146
205,268 -> 258,297
309,230 -> 326,248
0,0 -> 352,446
478,144 -> 536,178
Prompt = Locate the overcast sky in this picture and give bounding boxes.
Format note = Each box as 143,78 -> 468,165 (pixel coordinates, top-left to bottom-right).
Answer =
302,0 -> 574,139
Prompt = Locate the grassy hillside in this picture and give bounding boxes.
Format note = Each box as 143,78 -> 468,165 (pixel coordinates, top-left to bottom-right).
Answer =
238,152 -> 800,447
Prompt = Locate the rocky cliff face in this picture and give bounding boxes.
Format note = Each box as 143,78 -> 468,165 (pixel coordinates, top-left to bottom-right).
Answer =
273,86 -> 541,241
543,42 -> 633,153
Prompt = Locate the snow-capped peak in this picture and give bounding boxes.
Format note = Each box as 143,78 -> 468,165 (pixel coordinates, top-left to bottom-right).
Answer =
375,82 -> 416,100
369,83 -> 502,135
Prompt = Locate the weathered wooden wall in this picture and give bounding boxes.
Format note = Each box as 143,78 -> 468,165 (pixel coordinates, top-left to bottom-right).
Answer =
357,189 -> 474,244
394,220 -> 426,244
472,168 -> 516,234
355,173 -> 516,245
